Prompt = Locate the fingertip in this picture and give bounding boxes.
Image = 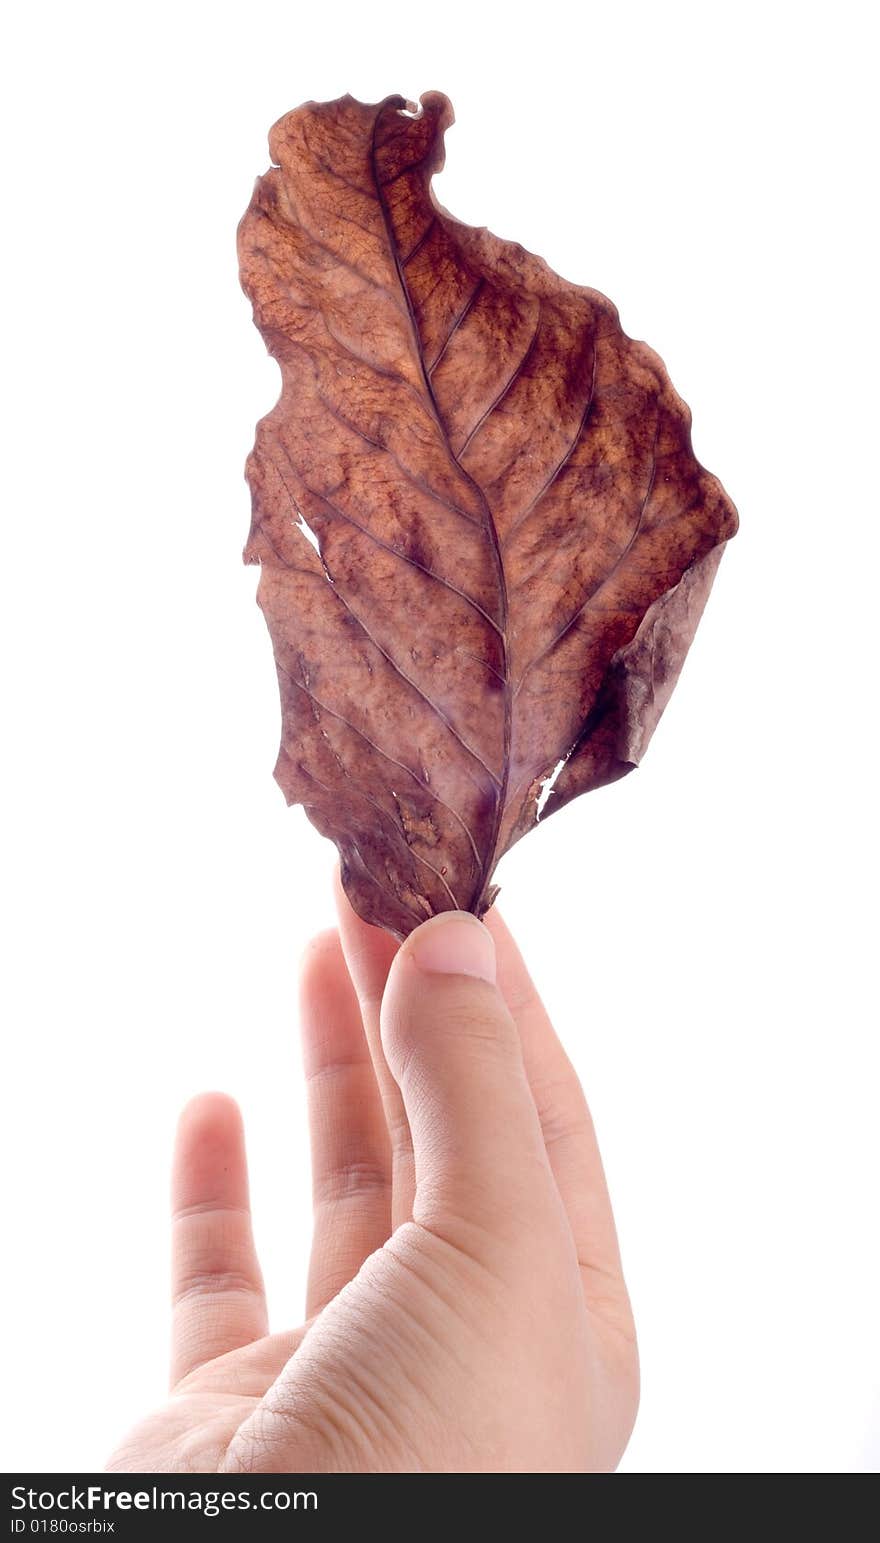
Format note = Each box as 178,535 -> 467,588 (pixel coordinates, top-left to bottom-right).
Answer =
379,914 -> 554,1235
333,863 -> 397,948
332,861 -> 363,927
299,926 -> 344,988
482,904 -> 508,943
381,913 -> 515,1090
334,868 -> 400,1012
402,909 -> 496,985
176,1090 -> 243,1142
302,924 -> 342,956
331,859 -> 348,907
173,1093 -> 250,1214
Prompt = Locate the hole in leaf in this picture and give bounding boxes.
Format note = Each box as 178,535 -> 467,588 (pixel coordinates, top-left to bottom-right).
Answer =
295,515 -> 321,556
536,757 -> 567,820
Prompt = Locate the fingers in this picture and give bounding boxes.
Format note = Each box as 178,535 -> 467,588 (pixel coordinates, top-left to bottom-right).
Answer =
300,930 -> 392,1316
379,912 -> 560,1247
485,909 -> 634,1338
333,872 -> 632,1336
170,1093 -> 268,1387
333,870 -> 415,1227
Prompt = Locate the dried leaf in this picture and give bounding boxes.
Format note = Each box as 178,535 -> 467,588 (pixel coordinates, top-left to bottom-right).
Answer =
238,91 -> 738,937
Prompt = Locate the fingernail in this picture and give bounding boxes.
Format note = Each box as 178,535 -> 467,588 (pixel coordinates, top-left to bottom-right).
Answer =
410,913 -> 496,984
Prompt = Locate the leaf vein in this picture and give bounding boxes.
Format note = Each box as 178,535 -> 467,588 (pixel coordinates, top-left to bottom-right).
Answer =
501,335 -> 599,551
456,302 -> 543,459
428,278 -> 485,375
296,749 -> 461,908
272,446 -> 501,633
323,579 -> 502,788
514,418 -> 661,693
403,217 -> 436,265
276,662 -> 481,866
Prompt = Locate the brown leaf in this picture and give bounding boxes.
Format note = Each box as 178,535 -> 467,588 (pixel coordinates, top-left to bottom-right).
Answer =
238,91 -> 738,937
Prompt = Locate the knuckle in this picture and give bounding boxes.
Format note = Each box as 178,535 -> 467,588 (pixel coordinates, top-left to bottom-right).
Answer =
433,998 -> 519,1056
313,1158 -> 390,1208
171,1211 -> 262,1305
528,1074 -> 593,1150
172,1265 -> 263,1309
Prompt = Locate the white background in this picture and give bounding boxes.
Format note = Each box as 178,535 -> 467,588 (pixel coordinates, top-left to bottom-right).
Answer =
2,0 -> 877,1475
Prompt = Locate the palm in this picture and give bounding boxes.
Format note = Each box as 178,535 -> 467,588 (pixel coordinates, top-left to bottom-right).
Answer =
108,1333 -> 300,1472
108,882 -> 637,1474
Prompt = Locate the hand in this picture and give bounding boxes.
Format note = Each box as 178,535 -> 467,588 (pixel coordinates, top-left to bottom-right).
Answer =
107,874 -> 638,1473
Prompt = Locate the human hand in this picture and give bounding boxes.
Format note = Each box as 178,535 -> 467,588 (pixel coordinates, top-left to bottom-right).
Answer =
107,875 -> 638,1473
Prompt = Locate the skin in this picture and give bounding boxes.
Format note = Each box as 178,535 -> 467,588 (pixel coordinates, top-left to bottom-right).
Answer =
107,873 -> 638,1473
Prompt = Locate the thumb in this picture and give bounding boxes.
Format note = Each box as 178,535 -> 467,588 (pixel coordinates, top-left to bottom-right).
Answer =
380,911 -> 555,1239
